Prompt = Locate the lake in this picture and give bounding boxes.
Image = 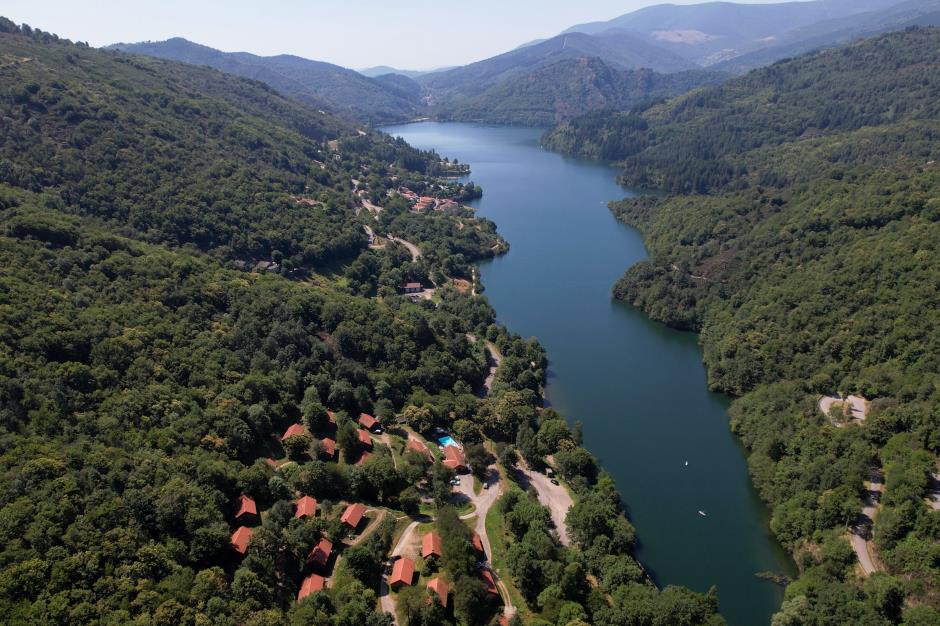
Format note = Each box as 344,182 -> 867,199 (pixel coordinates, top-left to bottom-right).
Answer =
382,121 -> 794,626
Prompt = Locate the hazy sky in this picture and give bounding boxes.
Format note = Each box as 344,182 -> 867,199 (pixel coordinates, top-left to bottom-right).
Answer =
5,0 -> 794,70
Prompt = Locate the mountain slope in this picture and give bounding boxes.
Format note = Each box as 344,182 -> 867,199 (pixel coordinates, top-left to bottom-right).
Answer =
418,30 -> 696,103
556,28 -> 940,622
435,57 -> 726,126
109,37 -> 422,123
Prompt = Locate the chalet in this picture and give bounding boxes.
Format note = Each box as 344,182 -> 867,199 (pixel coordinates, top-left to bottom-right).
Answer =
306,537 -> 333,567
264,458 -> 281,470
357,429 -> 373,449
282,423 -> 309,441
480,569 -> 499,595
442,445 -> 467,472
320,437 -> 337,459
358,412 -> 382,433
402,282 -> 423,294
297,574 -> 325,602
421,532 -> 442,560
295,496 -> 317,519
327,410 -> 337,425
230,526 -> 253,555
389,557 -> 416,590
356,451 -> 373,466
406,438 -> 433,462
235,494 -> 258,523
427,577 -> 449,608
340,502 -> 366,530
253,260 -> 280,274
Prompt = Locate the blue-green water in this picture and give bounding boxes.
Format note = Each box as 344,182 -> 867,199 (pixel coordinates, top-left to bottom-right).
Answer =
383,121 -> 794,626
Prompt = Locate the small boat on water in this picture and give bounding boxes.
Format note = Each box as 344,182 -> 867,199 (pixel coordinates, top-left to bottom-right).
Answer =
684,461 -> 689,466
698,510 -> 707,517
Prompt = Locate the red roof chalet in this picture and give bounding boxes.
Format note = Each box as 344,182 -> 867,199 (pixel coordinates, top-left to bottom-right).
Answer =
442,445 -> 466,471
356,451 -> 373,466
295,496 -> 317,519
282,423 -> 309,441
480,569 -> 499,595
307,537 -> 333,567
327,410 -> 337,425
320,437 -> 336,459
471,531 -> 484,556
230,526 -> 252,555
341,503 -> 366,529
358,412 -> 381,432
357,429 -> 373,448
389,557 -> 416,589
407,438 -> 433,461
427,577 -> 449,607
297,574 -> 325,602
235,494 -> 257,520
422,532 -> 442,559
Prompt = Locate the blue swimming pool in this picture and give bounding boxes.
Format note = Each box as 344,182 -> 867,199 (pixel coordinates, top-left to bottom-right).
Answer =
438,436 -> 457,448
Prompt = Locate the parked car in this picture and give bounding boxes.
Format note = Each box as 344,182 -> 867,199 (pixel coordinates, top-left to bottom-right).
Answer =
550,478 -> 560,486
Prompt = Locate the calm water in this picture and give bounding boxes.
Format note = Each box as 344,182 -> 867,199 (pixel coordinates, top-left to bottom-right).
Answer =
383,122 -> 794,626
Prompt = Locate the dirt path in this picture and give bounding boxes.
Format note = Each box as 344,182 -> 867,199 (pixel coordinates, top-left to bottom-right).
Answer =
378,516 -> 429,623
515,462 -> 573,547
361,198 -> 384,214
348,508 -> 386,546
387,235 -> 421,261
819,394 -> 869,426
927,465 -> 940,511
482,341 -> 502,395
851,471 -> 885,576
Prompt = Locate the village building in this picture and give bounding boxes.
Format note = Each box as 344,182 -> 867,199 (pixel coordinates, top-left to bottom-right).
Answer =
480,569 -> 499,595
442,445 -> 467,472
389,556 -> 416,590
402,282 -> 423,294
421,532 -> 442,560
358,412 -> 382,433
320,437 -> 336,459
471,531 -> 484,557
406,438 -> 433,461
356,451 -> 373,465
297,574 -> 325,602
357,428 -> 373,448
295,496 -> 317,519
281,423 -> 309,441
235,494 -> 258,523
340,502 -> 366,530
427,577 -> 449,608
306,537 -> 333,568
230,526 -> 252,555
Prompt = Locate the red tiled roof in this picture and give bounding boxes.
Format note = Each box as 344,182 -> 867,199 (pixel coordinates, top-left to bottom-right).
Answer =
427,577 -> 449,607
327,411 -> 337,425
358,413 -> 379,429
480,569 -> 498,595
295,496 -> 317,518
357,429 -> 373,448
407,438 -> 432,460
297,574 -> 325,601
307,537 -> 333,567
341,503 -> 365,529
403,282 -> 422,290
235,494 -> 257,519
265,458 -> 280,470
356,451 -> 373,466
471,531 -> 484,555
389,557 -> 415,587
442,445 -> 466,470
422,532 -> 442,559
231,526 -> 252,554
321,437 -> 336,457
282,423 -> 309,441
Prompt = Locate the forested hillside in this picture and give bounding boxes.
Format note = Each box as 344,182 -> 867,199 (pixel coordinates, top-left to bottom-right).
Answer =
110,38 -> 424,124
552,28 -> 940,624
434,57 -> 725,126
0,19 -> 725,626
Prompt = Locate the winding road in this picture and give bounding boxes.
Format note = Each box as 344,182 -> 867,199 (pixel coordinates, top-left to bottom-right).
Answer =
482,341 -> 502,395
378,516 -> 426,623
851,472 -> 885,576
387,235 -> 422,262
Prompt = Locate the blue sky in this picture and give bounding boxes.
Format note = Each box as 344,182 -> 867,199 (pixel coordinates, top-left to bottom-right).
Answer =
5,0 -> 793,70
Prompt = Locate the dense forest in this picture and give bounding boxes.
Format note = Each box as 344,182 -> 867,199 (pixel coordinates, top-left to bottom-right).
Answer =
549,27 -> 940,625
0,19 -> 724,626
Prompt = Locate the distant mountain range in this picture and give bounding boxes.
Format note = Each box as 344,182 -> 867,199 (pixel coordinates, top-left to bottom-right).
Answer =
109,0 -> 940,127
107,38 -> 424,124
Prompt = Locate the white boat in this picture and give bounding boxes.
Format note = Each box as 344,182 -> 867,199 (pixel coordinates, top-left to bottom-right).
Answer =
698,510 -> 707,517
684,461 -> 689,466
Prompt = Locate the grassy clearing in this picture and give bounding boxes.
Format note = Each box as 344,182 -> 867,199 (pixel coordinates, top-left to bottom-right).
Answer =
486,487 -> 531,619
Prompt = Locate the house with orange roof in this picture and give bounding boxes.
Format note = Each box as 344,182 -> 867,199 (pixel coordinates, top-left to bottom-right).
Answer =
357,429 -> 373,448
320,437 -> 336,459
389,556 -> 416,589
295,496 -> 317,519
422,532 -> 442,560
282,423 -> 309,441
480,569 -> 499,595
340,502 -> 366,530
406,438 -> 433,461
356,451 -> 373,466
235,494 -> 258,523
297,574 -> 325,602
327,410 -> 337,425
427,577 -> 449,607
471,531 -> 484,557
230,526 -> 252,555
306,537 -> 333,567
442,445 -> 466,472
358,412 -> 382,433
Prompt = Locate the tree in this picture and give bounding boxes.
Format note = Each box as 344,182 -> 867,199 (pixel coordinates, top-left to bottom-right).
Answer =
401,405 -> 435,434
301,389 -> 329,433
464,443 -> 493,481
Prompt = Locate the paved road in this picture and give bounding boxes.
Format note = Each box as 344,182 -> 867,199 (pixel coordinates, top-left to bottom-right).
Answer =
819,394 -> 869,425
387,235 -> 421,261
851,472 -> 885,576
516,464 -> 573,547
378,517 -> 426,624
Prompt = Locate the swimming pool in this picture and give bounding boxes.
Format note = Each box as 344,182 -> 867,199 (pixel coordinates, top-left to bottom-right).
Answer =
438,436 -> 458,448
